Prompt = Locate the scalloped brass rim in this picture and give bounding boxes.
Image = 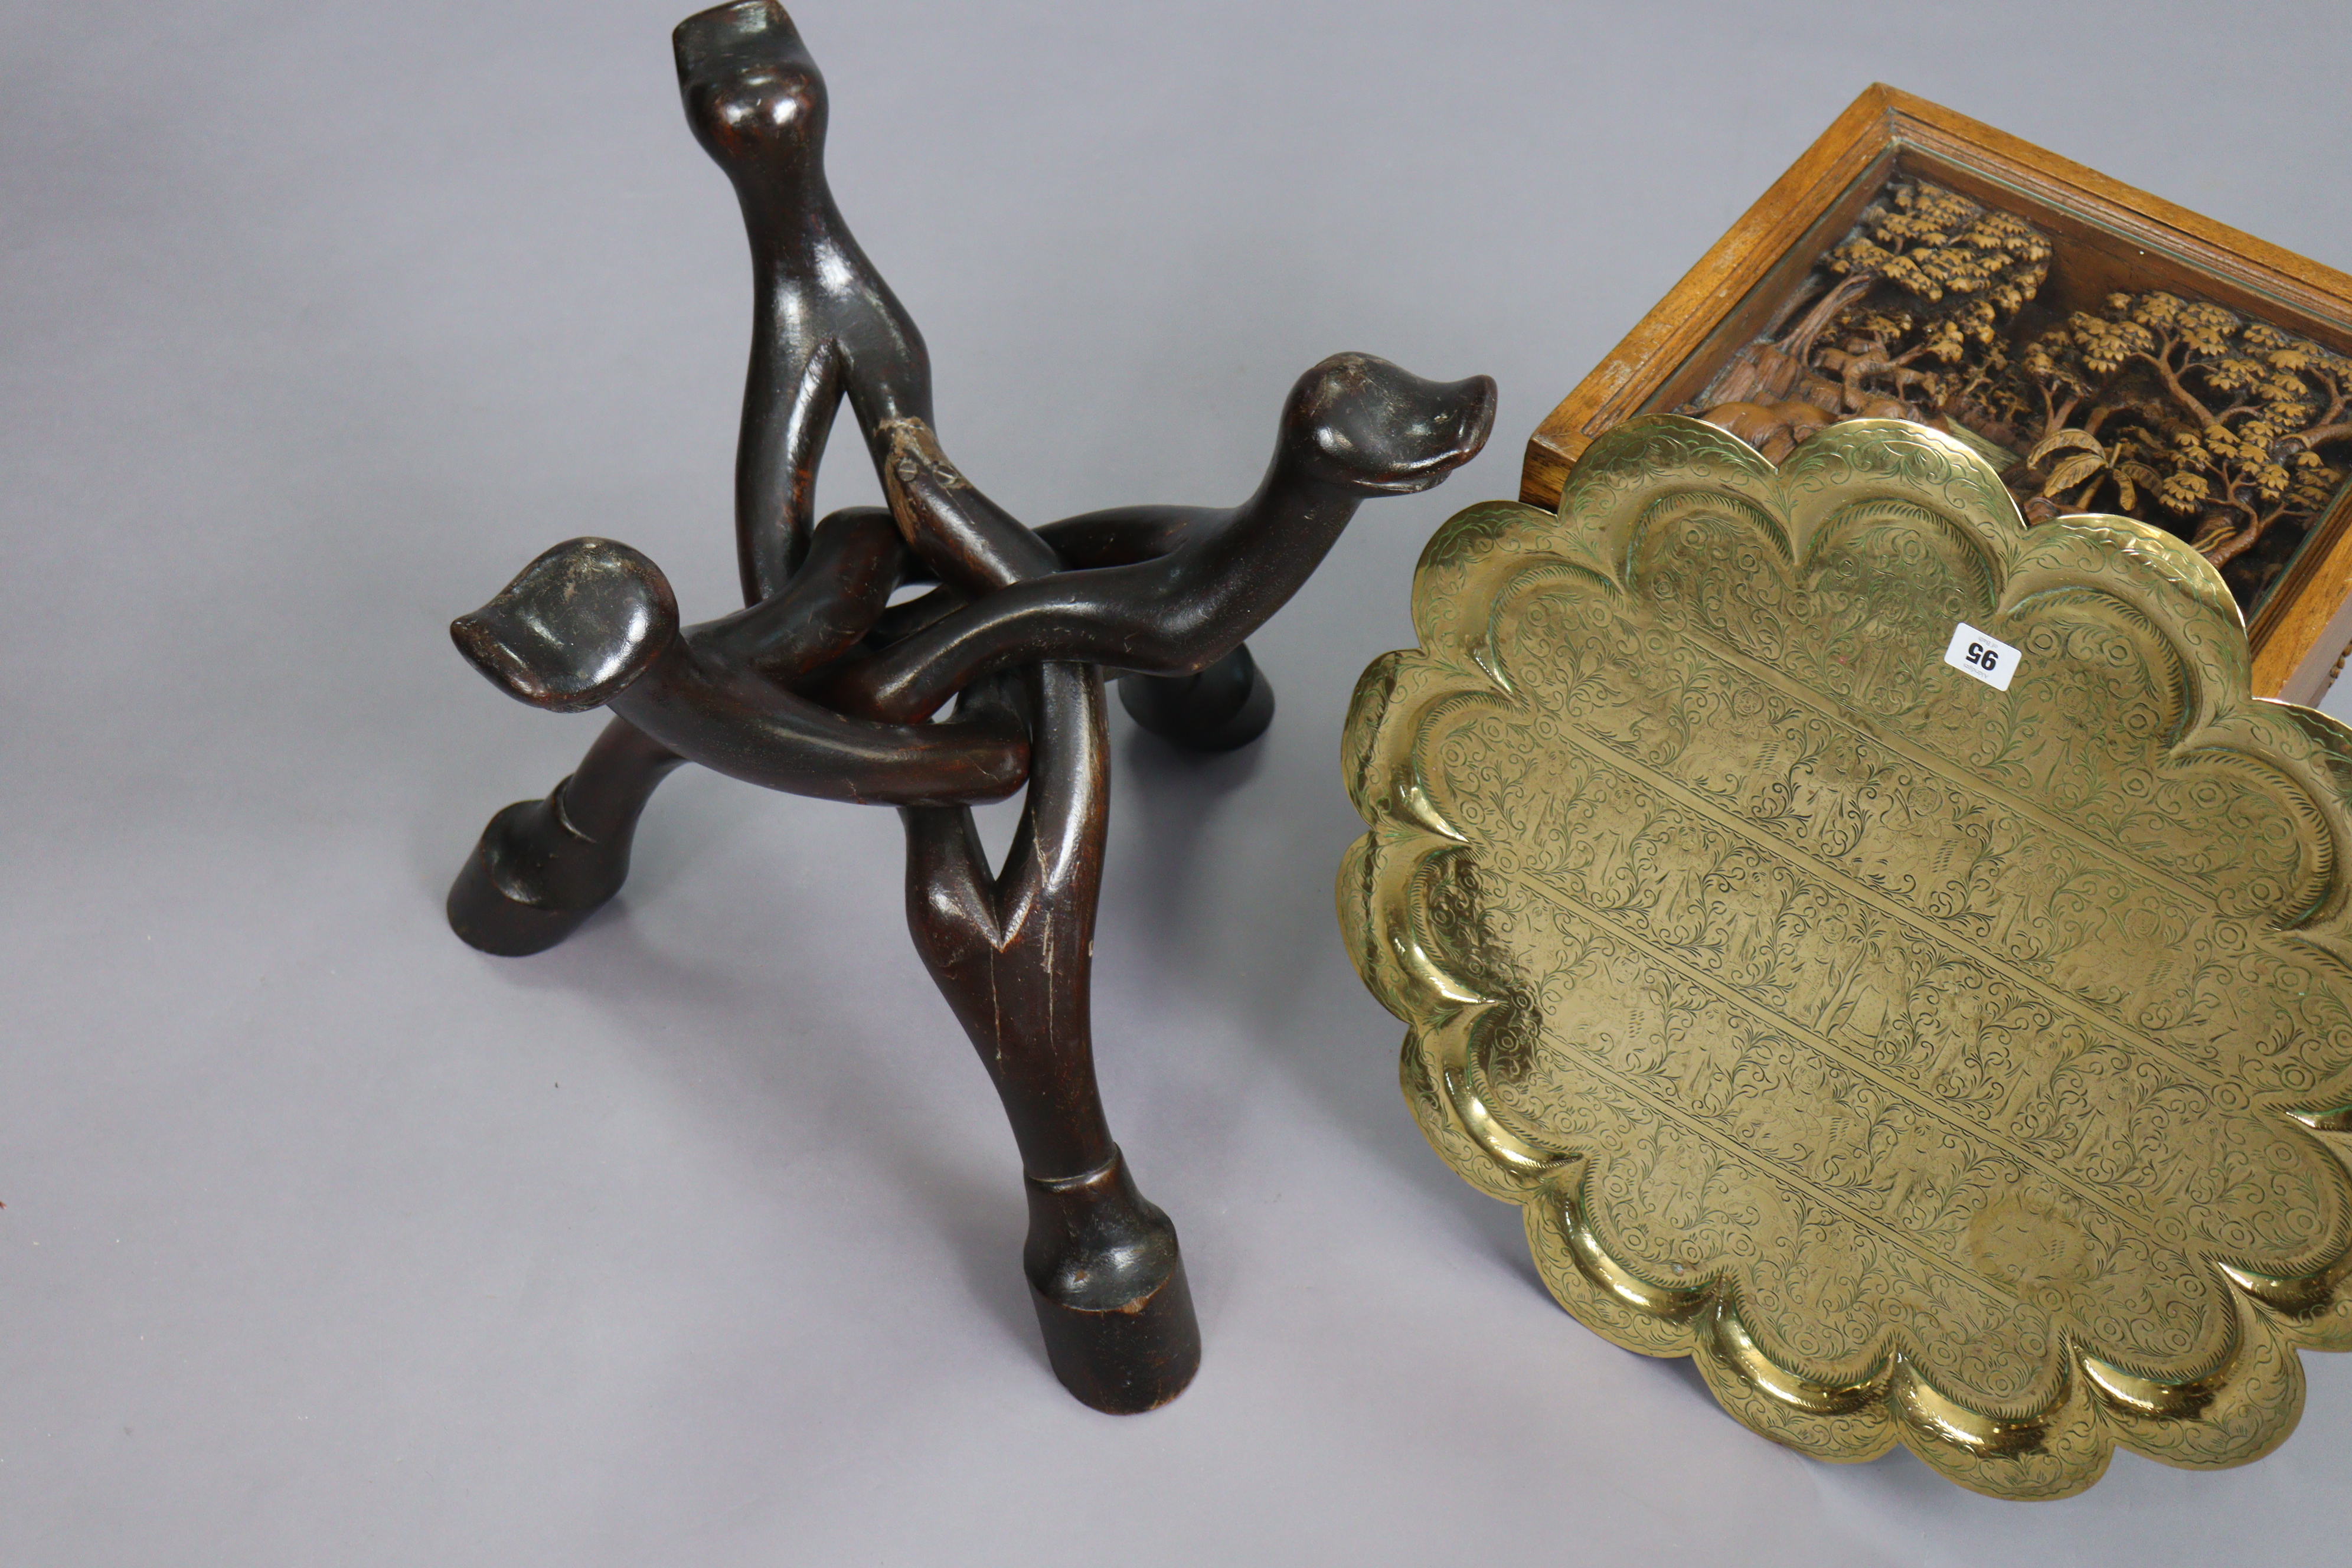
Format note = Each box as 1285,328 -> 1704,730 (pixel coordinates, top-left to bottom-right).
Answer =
1344,416 -> 2352,1498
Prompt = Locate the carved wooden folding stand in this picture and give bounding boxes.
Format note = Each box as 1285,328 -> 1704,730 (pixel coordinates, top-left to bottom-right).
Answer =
445,1 -> 1492,1413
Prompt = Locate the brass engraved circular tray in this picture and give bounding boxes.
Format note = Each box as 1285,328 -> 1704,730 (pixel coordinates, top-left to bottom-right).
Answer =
1339,416 -> 2352,1497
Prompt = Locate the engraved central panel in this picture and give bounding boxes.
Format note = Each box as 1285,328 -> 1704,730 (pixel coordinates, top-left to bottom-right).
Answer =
1414,492 -> 2352,1406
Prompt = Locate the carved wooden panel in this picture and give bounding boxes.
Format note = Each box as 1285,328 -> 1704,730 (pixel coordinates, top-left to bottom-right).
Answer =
1523,87 -> 2352,703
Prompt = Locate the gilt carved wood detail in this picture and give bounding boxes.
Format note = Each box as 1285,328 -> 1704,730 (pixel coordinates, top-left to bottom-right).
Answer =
444,1 -> 1492,1412
1522,86 -> 2352,703
1687,178 -> 2352,619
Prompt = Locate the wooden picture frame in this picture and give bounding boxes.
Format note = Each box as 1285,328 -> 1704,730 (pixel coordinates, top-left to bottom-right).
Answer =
1522,84 -> 2352,703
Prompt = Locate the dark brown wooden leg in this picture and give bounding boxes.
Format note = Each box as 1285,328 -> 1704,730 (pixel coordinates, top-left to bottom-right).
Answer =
673,1 -> 932,600
1119,643 -> 1275,752
1021,1151 -> 1199,1413
449,534 -> 1030,808
447,717 -> 684,956
443,5 -> 1489,1414
818,358 -> 1496,723
900,665 -> 1200,1412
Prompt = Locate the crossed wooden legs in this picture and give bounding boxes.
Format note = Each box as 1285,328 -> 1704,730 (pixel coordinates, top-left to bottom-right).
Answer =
450,663 -> 1204,1410
445,0 -> 1489,1413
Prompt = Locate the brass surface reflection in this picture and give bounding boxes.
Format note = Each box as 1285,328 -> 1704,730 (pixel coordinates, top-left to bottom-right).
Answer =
1340,415 -> 2352,1497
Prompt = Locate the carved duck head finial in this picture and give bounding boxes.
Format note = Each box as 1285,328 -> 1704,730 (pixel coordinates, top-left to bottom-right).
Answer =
1281,352 -> 1497,497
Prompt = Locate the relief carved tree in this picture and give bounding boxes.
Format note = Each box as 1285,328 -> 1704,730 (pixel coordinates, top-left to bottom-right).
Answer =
1698,181 -> 2050,459
1694,176 -> 2352,612
2015,293 -> 2351,583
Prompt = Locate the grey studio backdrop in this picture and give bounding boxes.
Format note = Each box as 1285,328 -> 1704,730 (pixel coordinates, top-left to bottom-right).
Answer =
6,1 -> 2350,1563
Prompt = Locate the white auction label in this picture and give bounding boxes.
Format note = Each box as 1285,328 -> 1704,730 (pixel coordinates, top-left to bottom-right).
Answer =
1943,622 -> 2020,691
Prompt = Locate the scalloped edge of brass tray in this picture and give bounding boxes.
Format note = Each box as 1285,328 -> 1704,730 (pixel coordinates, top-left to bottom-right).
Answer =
1341,414 -> 2352,1498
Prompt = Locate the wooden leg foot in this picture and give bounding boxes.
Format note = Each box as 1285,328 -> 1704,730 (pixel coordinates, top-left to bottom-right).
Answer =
1118,644 -> 1274,752
1023,1149 -> 1201,1413
446,783 -> 635,956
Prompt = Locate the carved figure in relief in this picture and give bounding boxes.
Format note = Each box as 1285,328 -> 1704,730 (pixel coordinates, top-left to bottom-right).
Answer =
1690,179 -> 2352,611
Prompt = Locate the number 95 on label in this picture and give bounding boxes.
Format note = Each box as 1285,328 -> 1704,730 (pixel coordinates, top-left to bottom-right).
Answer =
1942,622 -> 2021,692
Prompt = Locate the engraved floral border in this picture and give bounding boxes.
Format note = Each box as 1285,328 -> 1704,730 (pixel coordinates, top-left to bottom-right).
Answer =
1338,415 -> 2352,1498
